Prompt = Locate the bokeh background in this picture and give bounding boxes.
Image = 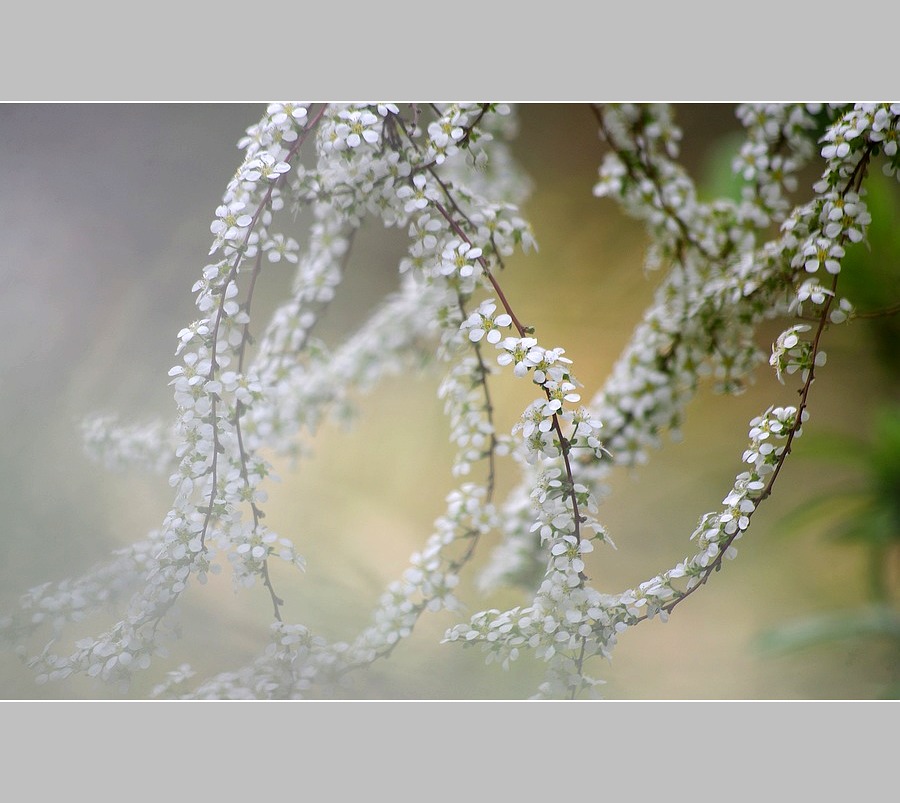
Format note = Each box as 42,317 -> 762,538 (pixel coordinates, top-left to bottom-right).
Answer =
1,103 -> 898,700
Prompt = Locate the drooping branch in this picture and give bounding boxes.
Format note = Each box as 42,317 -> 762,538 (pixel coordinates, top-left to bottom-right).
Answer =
4,102 -> 899,702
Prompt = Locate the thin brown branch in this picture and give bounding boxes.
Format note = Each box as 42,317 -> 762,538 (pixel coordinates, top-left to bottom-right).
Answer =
629,141 -> 878,627
852,300 -> 900,319
196,105 -> 327,603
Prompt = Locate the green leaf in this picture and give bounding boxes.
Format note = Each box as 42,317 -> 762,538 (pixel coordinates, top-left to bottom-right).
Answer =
756,605 -> 900,654
775,487 -> 869,539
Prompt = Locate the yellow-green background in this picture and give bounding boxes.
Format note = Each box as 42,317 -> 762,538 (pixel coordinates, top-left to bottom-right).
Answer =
0,104 -> 896,699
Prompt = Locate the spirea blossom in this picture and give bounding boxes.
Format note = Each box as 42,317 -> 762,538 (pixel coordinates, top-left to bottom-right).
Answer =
3,101 -> 897,702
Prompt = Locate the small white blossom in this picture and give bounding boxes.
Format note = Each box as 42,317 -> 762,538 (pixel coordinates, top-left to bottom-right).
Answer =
439,239 -> 483,278
497,336 -> 540,377
335,108 -> 380,149
461,300 -> 512,343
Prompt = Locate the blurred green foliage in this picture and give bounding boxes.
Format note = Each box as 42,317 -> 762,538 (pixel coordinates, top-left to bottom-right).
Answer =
692,123 -> 900,698
755,168 -> 900,698
757,405 -> 900,698
838,168 -> 900,376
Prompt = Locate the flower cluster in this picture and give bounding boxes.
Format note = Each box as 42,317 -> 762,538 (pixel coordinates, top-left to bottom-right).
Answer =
81,414 -> 175,476
463,103 -> 896,696
732,104 -> 821,226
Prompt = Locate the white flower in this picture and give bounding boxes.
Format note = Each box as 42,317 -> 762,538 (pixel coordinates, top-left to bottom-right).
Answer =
497,336 -> 540,377
796,279 -> 833,306
801,235 -> 844,275
440,239 -> 483,278
397,174 -> 432,214
262,233 -> 300,263
267,103 -> 309,126
830,297 -> 853,324
770,325 -> 812,383
336,108 -> 380,148
243,152 -> 291,183
210,202 -> 253,239
461,300 -> 512,343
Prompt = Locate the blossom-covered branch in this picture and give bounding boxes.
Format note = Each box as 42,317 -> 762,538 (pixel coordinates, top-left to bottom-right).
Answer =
2,102 -> 898,701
